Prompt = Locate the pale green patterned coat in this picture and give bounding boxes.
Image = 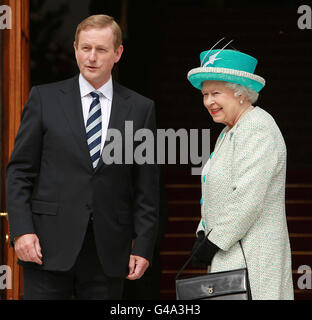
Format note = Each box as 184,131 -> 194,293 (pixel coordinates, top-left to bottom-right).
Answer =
197,107 -> 294,300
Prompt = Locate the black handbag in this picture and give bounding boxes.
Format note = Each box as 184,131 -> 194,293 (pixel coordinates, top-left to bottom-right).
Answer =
175,234 -> 252,300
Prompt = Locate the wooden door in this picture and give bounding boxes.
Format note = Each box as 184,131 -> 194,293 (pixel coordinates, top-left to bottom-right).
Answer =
1,0 -> 30,300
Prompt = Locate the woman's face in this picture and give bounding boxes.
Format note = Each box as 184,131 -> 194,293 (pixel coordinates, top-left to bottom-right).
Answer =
201,80 -> 246,128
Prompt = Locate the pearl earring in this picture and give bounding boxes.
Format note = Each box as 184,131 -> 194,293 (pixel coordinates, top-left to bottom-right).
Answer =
240,100 -> 243,104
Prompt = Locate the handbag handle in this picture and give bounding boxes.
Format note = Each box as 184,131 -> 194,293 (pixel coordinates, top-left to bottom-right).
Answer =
175,231 -> 249,280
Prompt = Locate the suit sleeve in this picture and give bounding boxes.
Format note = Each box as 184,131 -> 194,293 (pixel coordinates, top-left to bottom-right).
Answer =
6,86 -> 43,244
131,101 -> 159,262
208,123 -> 281,251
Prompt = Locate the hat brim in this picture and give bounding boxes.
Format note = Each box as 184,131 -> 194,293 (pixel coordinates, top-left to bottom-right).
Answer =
188,67 -> 265,92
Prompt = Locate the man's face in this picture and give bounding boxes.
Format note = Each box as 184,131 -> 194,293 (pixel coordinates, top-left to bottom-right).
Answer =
74,27 -> 123,89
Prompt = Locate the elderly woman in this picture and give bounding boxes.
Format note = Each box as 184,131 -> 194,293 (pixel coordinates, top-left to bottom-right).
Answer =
187,43 -> 294,300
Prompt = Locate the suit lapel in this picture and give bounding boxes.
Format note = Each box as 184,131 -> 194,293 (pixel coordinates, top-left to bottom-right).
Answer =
59,76 -> 94,172
94,82 -> 132,173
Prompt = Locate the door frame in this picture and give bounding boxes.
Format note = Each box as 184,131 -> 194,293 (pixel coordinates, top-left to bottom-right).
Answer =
1,0 -> 30,300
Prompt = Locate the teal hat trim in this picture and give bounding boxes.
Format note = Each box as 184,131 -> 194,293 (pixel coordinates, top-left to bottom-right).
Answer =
188,49 -> 265,92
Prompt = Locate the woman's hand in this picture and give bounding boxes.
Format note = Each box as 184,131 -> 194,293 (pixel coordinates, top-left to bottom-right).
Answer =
190,231 -> 219,267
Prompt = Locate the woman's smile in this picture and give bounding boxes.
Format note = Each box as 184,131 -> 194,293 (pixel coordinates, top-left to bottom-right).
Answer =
210,107 -> 223,115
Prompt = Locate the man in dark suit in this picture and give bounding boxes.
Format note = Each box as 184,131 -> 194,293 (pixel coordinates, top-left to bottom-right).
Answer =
6,14 -> 158,299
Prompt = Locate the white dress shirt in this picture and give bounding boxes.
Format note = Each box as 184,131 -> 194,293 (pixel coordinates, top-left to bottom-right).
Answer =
79,74 -> 113,154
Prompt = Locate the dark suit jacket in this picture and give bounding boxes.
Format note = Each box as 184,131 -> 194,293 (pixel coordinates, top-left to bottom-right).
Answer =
6,75 -> 159,277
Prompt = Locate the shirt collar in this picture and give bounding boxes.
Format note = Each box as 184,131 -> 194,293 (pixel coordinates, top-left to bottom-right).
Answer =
79,74 -> 113,101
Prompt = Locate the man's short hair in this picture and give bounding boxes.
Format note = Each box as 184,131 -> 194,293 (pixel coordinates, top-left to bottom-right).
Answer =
75,14 -> 122,50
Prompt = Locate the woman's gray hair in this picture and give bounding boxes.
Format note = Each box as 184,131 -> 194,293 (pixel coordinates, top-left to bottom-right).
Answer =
225,82 -> 259,104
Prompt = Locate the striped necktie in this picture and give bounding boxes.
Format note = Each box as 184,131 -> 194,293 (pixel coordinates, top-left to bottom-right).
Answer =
86,91 -> 102,169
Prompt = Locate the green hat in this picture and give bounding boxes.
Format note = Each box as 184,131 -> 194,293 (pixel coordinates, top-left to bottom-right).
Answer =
187,40 -> 265,92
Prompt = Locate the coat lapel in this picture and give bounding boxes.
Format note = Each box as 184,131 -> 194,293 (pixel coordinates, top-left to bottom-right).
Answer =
59,76 -> 94,172
94,82 -> 132,173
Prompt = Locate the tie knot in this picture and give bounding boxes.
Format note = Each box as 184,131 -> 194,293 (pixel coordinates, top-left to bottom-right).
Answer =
90,91 -> 100,100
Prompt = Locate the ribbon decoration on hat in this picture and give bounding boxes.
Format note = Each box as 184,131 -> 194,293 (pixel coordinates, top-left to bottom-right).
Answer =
201,38 -> 234,67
